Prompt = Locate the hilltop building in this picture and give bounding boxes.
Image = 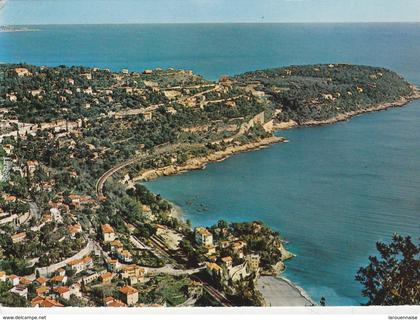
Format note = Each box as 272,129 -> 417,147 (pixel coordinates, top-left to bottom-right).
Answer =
119,285 -> 138,306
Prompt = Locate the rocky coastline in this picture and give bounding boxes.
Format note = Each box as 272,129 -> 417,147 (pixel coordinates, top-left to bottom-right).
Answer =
134,136 -> 285,182
272,88 -> 420,129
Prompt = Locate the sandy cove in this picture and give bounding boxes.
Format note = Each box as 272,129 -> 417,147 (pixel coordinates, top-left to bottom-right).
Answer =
134,136 -> 285,182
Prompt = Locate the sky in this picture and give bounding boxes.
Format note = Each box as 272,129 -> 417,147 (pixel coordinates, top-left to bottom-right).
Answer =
1,0 -> 420,25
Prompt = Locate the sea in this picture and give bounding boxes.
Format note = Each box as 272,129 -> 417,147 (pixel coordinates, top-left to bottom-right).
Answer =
1,23 -> 420,306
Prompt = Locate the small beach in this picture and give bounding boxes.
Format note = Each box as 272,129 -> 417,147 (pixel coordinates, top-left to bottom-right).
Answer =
165,187 -> 309,307
257,276 -> 315,307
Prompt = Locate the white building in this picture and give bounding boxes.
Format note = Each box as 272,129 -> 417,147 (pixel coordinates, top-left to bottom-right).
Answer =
10,285 -> 28,298
194,227 -> 213,246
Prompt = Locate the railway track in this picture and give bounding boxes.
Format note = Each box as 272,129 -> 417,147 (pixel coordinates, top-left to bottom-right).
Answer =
191,275 -> 233,307
149,235 -> 172,258
95,142 -> 188,199
95,157 -> 143,199
149,235 -> 186,269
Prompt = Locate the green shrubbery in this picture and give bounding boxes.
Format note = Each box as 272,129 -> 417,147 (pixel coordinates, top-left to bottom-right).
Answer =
236,64 -> 413,123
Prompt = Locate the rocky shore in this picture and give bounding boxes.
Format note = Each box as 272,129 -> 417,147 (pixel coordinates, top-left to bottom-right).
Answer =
132,88 -> 420,185
272,120 -> 298,130
303,89 -> 420,127
135,136 -> 285,182
272,89 -> 420,129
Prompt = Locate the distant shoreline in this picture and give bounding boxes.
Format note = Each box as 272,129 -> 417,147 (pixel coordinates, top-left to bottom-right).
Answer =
0,28 -> 40,33
302,88 -> 420,127
3,22 -> 420,27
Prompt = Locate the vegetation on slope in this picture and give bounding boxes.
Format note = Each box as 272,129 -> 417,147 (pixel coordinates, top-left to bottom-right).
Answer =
356,234 -> 419,306
236,64 -> 414,123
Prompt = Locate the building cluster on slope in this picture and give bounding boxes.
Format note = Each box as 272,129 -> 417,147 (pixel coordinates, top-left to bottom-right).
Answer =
0,64 -> 289,307
193,225 -> 262,294
1,65 -> 255,144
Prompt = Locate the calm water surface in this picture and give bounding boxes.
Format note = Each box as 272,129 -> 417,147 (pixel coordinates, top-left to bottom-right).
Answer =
1,23 -> 420,83
146,103 -> 420,305
1,23 -> 420,305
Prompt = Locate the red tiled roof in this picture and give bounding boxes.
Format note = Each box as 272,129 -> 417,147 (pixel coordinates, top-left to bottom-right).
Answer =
195,227 -> 212,236
119,285 -> 138,295
35,276 -> 48,284
104,296 -> 114,304
51,275 -> 65,282
40,298 -> 64,308
36,286 -> 50,295
31,296 -> 45,306
81,256 -> 92,264
101,224 -> 114,234
19,277 -> 32,285
108,300 -> 126,307
54,286 -> 70,295
100,272 -> 113,281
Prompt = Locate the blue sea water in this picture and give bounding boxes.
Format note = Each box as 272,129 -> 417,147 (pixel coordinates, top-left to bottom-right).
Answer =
1,23 -> 420,83
1,23 -> 420,306
146,103 -> 420,305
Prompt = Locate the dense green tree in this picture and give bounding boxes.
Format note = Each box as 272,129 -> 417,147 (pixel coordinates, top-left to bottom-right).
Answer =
355,234 -> 419,305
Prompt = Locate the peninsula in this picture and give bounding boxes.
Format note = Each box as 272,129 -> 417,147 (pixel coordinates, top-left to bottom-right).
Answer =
0,63 -> 418,307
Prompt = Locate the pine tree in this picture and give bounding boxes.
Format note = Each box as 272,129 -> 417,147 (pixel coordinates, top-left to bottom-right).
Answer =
355,234 -> 419,305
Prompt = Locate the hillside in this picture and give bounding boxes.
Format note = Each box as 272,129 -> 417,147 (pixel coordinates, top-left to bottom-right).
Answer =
235,64 -> 415,124
0,63 -> 418,307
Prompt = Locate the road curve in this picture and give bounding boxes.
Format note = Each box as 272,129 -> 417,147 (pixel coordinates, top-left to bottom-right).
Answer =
95,142 -> 189,199
95,156 -> 143,199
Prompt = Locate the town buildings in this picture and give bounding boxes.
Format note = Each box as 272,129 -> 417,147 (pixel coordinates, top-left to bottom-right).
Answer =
119,285 -> 138,306
194,227 -> 213,246
101,224 -> 116,242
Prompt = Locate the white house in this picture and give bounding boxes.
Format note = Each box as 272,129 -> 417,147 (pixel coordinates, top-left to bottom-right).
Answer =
194,227 -> 213,246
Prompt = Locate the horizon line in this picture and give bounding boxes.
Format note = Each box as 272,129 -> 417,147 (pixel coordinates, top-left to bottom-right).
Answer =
3,21 -> 420,27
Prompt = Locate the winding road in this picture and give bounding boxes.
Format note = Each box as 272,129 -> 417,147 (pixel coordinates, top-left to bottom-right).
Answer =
95,155 -> 144,199
95,142 -> 194,199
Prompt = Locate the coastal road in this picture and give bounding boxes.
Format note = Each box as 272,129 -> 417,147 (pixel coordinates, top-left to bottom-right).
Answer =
95,142 -> 196,199
95,155 -> 144,199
